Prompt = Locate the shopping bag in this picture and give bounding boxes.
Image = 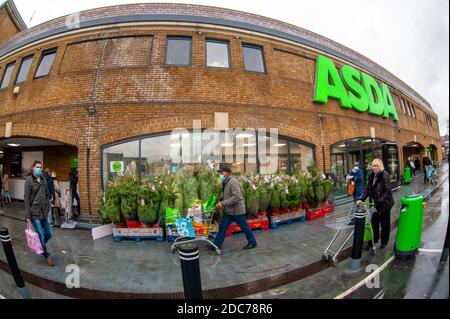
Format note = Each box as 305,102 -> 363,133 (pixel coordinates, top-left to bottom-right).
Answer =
363,214 -> 374,242
165,207 -> 180,225
347,180 -> 355,196
202,195 -> 218,212
175,217 -> 195,238
25,221 -> 44,255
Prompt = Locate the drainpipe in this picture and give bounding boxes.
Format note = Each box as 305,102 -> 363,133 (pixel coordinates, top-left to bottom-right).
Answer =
85,36 -> 107,215
318,115 -> 326,173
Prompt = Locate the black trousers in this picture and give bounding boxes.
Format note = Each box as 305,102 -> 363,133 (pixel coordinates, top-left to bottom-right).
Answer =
371,207 -> 391,245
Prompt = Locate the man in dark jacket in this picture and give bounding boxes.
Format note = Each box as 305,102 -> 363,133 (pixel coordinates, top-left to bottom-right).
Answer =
24,160 -> 54,266
422,156 -> 432,183
357,159 -> 394,250
346,162 -> 364,225
213,164 -> 257,251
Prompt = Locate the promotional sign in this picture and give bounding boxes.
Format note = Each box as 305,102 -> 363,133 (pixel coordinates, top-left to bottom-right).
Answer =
314,55 -> 399,121
70,156 -> 78,169
110,161 -> 124,173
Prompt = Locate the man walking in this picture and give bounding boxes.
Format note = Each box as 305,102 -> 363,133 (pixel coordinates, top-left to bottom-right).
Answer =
213,164 -> 257,251
24,160 -> 55,266
346,162 -> 364,225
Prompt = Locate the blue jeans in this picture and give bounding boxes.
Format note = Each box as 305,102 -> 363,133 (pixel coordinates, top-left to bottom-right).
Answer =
214,214 -> 257,249
32,219 -> 52,259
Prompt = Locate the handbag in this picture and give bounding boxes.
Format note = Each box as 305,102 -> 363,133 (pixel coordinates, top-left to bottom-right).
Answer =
347,180 -> 355,196
25,220 -> 44,255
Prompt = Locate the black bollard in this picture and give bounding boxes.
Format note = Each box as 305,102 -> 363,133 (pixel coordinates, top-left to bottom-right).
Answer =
0,227 -> 31,299
440,214 -> 449,263
178,244 -> 203,299
350,205 -> 366,271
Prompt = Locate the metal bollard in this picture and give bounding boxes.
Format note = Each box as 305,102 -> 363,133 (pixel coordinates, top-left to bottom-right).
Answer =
349,205 -> 366,271
0,227 -> 31,299
440,215 -> 449,263
178,244 -> 203,299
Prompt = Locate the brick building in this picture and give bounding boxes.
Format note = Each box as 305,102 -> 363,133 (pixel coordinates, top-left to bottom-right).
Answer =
0,1 -> 442,222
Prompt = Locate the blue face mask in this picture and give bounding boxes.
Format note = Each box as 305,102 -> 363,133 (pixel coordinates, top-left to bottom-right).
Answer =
34,168 -> 42,177
220,175 -> 225,182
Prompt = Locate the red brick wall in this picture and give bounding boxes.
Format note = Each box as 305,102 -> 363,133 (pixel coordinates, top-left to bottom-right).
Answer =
0,7 -> 21,46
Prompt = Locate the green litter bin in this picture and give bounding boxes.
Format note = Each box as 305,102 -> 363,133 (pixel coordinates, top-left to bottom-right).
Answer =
394,194 -> 424,259
403,167 -> 411,184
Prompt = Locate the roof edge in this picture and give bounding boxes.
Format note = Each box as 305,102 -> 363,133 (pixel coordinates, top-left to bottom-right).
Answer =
1,0 -> 27,31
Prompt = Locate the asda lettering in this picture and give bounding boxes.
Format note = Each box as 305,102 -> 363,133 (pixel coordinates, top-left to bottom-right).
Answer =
313,55 -> 399,121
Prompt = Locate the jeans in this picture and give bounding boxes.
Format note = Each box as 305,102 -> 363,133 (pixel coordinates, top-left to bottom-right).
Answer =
72,191 -> 80,215
371,207 -> 391,245
32,218 -> 52,259
213,214 -> 257,249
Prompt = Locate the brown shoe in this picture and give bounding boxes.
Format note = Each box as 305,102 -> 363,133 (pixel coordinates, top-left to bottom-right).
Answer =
46,256 -> 55,266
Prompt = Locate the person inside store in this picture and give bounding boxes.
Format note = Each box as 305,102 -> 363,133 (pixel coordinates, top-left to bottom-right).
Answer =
24,160 -> 55,266
356,158 -> 394,250
422,155 -> 432,183
69,168 -> 80,219
346,162 -> 364,225
213,164 -> 257,251
51,172 -> 62,220
2,173 -> 11,204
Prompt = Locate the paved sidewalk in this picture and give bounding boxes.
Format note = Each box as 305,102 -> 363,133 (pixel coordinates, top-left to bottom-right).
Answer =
0,163 -> 447,298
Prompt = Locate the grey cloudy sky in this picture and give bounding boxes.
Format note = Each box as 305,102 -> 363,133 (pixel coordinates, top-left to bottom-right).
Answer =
12,0 -> 450,135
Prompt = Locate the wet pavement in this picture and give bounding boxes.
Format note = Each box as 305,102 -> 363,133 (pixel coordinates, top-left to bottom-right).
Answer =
0,163 -> 448,298
243,165 -> 449,299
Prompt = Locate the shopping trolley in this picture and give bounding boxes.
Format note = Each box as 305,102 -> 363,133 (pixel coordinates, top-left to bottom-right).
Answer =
429,167 -> 438,185
170,208 -> 222,255
321,202 -> 376,267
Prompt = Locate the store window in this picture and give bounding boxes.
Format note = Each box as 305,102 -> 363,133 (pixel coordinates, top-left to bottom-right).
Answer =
34,49 -> 57,78
329,138 -> 398,199
0,62 -> 15,89
165,37 -> 192,66
102,131 -> 315,188
242,44 -> 265,73
289,141 -> 314,173
103,140 -> 139,185
15,55 -> 34,84
206,40 -> 230,68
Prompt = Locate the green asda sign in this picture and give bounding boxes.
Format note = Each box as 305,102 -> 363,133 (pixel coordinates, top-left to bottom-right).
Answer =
314,55 -> 399,121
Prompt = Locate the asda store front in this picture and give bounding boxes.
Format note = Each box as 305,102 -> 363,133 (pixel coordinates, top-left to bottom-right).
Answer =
101,130 -> 315,188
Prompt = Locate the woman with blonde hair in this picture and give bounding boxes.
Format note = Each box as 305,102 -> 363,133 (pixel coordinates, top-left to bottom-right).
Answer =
357,158 -> 394,250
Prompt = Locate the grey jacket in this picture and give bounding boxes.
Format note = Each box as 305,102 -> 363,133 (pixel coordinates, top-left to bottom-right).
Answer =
24,174 -> 50,220
220,176 -> 246,216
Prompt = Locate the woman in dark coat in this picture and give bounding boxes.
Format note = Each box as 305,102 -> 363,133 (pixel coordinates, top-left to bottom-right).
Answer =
357,159 -> 395,249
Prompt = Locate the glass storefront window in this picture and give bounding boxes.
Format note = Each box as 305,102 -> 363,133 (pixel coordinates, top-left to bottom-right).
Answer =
141,135 -> 173,178
330,138 -> 398,199
102,131 -> 315,188
103,140 -> 139,185
289,141 -> 314,173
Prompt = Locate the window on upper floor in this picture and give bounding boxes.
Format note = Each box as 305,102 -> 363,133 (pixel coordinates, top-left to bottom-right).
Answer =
411,104 -> 416,118
242,44 -> 266,73
165,37 -> 192,66
400,98 -> 407,114
15,55 -> 34,85
34,48 -> 57,78
206,39 -> 230,68
0,62 -> 15,89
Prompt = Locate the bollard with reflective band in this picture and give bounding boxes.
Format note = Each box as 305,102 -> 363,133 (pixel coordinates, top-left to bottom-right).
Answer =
350,206 -> 366,271
0,228 -> 31,299
178,244 -> 203,299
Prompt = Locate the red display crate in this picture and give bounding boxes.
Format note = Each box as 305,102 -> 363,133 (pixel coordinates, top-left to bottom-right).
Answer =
306,208 -> 324,221
321,204 -> 334,215
225,217 -> 269,237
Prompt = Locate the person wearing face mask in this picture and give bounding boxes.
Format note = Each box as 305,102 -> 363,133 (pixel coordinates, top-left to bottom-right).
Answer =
24,160 -> 54,266
212,164 -> 257,251
346,162 -> 364,225
356,159 -> 394,250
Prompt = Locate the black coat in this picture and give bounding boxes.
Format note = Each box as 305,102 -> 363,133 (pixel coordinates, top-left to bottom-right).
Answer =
359,170 -> 394,212
24,174 -> 50,220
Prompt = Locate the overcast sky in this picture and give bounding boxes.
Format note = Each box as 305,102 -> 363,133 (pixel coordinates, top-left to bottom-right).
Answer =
12,0 -> 450,135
